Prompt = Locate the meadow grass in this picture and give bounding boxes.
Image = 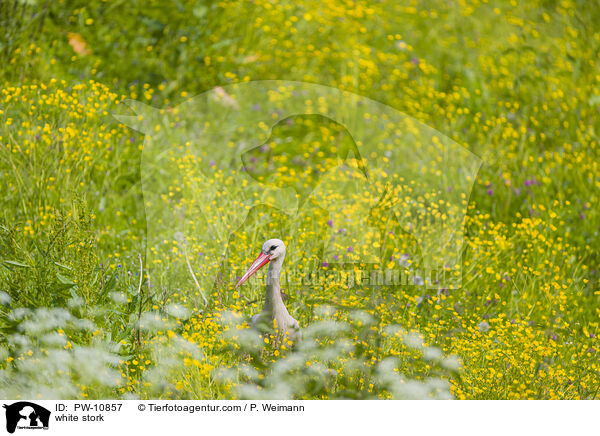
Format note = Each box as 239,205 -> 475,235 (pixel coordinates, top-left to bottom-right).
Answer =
0,0 -> 599,399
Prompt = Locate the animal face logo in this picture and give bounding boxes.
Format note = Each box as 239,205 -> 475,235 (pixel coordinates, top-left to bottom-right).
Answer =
3,402 -> 51,433
115,80 -> 481,293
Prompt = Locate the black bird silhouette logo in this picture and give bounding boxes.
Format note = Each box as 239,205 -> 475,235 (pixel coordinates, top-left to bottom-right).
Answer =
3,402 -> 51,433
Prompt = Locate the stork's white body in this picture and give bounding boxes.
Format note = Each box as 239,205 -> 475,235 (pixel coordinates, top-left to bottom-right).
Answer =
251,249 -> 301,341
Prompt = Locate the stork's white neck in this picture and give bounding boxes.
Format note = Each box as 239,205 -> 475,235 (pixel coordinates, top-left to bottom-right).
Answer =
263,256 -> 288,316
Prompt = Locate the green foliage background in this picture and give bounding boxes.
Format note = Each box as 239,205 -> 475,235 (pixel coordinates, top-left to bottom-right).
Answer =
0,0 -> 599,399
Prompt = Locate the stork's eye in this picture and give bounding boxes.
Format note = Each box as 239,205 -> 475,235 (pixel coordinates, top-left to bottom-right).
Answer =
270,245 -> 278,251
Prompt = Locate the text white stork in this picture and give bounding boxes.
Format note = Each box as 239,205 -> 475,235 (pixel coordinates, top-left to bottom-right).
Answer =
235,238 -> 302,341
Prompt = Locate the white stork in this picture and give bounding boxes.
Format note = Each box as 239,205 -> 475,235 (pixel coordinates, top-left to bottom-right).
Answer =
235,238 -> 302,342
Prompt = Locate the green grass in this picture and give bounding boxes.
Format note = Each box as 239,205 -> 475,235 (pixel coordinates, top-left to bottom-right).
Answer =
0,0 -> 599,399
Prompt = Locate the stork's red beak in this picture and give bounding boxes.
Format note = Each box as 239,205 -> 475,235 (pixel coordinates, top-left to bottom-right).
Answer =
235,252 -> 270,289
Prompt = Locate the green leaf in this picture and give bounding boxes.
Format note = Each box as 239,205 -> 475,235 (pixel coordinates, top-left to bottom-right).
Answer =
588,94 -> 600,106
193,5 -> 208,18
54,262 -> 72,271
56,273 -> 76,287
3,260 -> 30,268
97,273 -> 117,303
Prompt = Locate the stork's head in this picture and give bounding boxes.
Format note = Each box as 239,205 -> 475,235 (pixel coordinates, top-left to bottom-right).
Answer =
235,238 -> 285,289
262,238 -> 286,260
